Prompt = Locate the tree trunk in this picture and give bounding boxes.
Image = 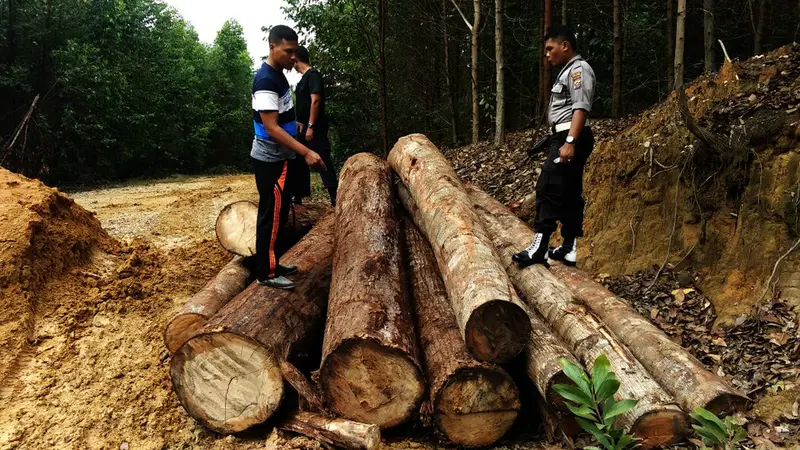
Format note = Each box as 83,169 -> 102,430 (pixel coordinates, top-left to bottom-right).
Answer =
389,135 -> 530,363
279,412 -> 381,450
215,201 -> 327,257
666,0 -> 674,90
443,0 -> 459,145
163,256 -> 253,354
494,0 -> 505,145
467,186 -> 688,449
404,220 -> 520,446
319,154 -> 424,429
703,0 -> 715,72
753,0 -> 766,55
170,213 -> 335,434
471,0 -> 481,144
378,0 -> 390,155
612,0 -> 623,118
674,0 -> 685,90
547,264 -> 750,414
542,0 -> 552,113
562,0 -> 567,25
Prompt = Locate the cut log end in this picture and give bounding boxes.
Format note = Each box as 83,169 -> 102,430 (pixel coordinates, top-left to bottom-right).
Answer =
546,371 -> 573,414
164,313 -> 205,354
216,201 -> 258,256
703,392 -> 752,416
630,409 -> 688,449
464,300 -> 531,363
321,339 -> 425,429
435,367 -> 520,447
170,332 -> 284,434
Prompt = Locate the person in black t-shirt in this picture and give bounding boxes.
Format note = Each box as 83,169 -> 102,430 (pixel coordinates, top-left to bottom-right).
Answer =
291,46 -> 338,206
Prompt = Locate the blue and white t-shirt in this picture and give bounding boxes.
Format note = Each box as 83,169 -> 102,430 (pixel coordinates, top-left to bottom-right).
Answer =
251,62 -> 297,162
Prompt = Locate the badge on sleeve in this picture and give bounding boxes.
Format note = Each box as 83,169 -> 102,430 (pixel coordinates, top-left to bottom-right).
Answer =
571,68 -> 582,89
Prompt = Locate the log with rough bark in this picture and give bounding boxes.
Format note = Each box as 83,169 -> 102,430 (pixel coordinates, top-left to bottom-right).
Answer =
399,182 -> 577,415
389,134 -> 530,363
467,186 -> 688,449
547,264 -> 749,414
163,256 -> 254,353
215,200 -> 327,256
404,220 -> 519,446
279,411 -> 381,450
170,213 -> 335,434
319,154 -> 425,429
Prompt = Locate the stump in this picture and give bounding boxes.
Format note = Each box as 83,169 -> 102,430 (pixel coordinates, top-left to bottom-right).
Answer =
405,220 -> 520,446
319,154 -> 425,429
170,213 -> 335,434
389,138 -> 530,363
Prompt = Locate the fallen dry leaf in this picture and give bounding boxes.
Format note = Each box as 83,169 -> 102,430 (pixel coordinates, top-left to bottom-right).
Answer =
769,332 -> 790,346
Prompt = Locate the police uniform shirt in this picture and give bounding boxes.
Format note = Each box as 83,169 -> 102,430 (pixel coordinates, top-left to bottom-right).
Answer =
547,55 -> 596,127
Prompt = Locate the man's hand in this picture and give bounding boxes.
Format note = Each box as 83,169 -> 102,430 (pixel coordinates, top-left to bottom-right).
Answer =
305,126 -> 314,142
559,143 -> 575,163
304,150 -> 327,171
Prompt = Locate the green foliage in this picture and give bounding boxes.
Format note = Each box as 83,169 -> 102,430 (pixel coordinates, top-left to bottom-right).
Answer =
553,355 -> 640,450
689,408 -> 748,450
1,0 -> 252,185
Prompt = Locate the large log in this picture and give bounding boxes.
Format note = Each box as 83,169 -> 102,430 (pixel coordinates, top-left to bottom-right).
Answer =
215,200 -> 327,256
170,213 -> 335,434
389,134 -> 530,363
279,411 -> 381,450
319,153 -> 425,429
548,264 -> 750,414
467,186 -> 688,449
404,220 -> 519,447
400,183 -> 577,414
163,256 -> 253,353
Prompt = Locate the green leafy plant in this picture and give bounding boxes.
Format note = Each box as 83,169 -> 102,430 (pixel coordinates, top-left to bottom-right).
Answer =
553,355 -> 640,450
689,408 -> 748,450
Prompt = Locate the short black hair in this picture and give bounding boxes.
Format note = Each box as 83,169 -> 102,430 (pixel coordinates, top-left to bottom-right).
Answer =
544,25 -> 578,52
296,46 -> 310,64
268,25 -> 298,45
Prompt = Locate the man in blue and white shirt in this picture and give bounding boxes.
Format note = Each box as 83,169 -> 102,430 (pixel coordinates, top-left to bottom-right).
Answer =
251,25 -> 326,290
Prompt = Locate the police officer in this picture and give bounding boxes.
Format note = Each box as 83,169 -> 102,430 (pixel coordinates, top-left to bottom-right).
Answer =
513,25 -> 595,267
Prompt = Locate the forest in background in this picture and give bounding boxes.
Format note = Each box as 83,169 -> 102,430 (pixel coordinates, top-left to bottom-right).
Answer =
2,0 -> 799,185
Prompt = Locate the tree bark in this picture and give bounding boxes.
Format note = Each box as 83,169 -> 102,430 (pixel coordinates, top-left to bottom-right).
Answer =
471,0 -> 481,144
378,0 -> 390,155
542,0 -> 552,113
443,0 -> 459,145
674,0 -> 685,90
215,201 -> 327,257
494,0 -> 505,145
279,412 -> 381,450
404,220 -> 520,446
319,153 -> 424,429
562,0 -> 567,25
612,0 -> 623,118
467,186 -> 688,449
753,0 -> 766,55
170,213 -> 335,434
389,135 -> 530,363
666,0 -> 674,90
163,256 -> 254,354
547,264 -> 750,414
703,0 -> 715,73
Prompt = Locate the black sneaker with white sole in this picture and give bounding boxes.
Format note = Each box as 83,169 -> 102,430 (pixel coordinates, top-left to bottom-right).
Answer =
512,232 -> 551,268
548,237 -> 577,266
257,275 -> 295,290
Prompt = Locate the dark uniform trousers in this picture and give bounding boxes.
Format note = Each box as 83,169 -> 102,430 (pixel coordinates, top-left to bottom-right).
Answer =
251,157 -> 293,279
534,126 -> 594,238
291,127 -> 339,204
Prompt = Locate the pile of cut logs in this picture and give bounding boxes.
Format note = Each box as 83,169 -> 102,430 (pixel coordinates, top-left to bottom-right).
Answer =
164,134 -> 749,450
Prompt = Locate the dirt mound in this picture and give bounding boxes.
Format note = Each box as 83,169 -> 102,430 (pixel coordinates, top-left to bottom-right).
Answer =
0,168 -> 118,397
581,45 -> 800,324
